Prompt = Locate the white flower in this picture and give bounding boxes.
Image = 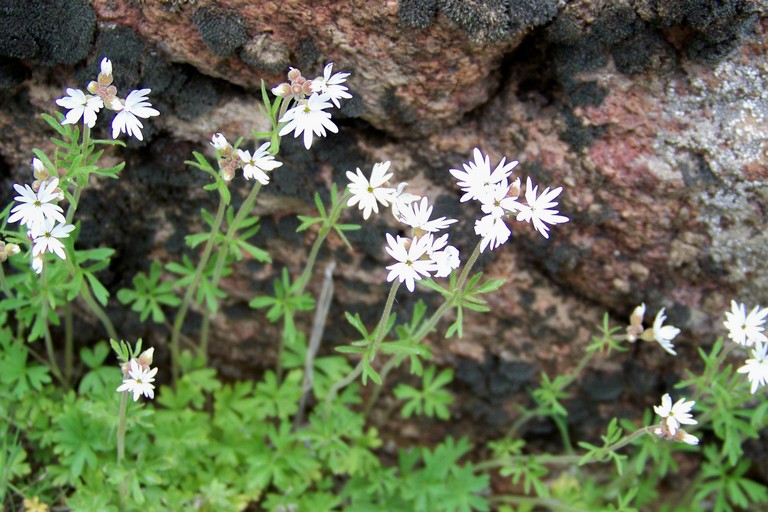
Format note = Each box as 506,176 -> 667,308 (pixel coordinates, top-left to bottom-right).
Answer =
653,424 -> 699,445
346,161 -> 396,220
431,245 -> 460,278
238,142 -> 282,185
56,88 -> 103,128
385,234 -> 437,292
210,132 -> 229,151
650,308 -> 680,355
100,57 -> 112,77
474,213 -> 510,253
653,393 -> 697,434
450,148 -> 518,204
397,196 -> 457,234
111,89 -> 160,141
479,178 -> 522,218
310,62 -> 352,108
31,219 -> 75,260
278,93 -> 338,149
116,359 -> 158,401
724,300 -> 768,347
8,178 -> 65,231
390,182 -> 420,220
737,341 -> 768,394
514,177 -> 569,239
31,253 -> 44,274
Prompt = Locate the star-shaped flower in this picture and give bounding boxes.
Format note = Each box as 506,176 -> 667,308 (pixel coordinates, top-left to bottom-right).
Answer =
651,308 -> 680,356
238,142 -> 282,185
116,358 -> 158,401
56,88 -> 103,128
397,196 -> 457,234
724,300 -> 767,346
346,161 -> 396,219
737,341 -> 768,394
450,148 -> 518,204
310,62 -> 352,108
278,93 -> 338,149
474,213 -> 511,253
111,89 -> 160,141
385,234 -> 437,292
653,393 -> 697,434
31,219 -> 75,260
8,178 -> 65,231
514,177 -> 569,239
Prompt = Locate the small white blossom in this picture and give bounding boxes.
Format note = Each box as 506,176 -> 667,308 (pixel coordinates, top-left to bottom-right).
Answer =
385,234 -> 437,292
31,219 -> 75,260
310,62 -> 352,108
737,341 -> 768,394
278,93 -> 338,149
479,178 -> 521,218
210,133 -> 229,151
626,303 -> 646,342
653,393 -> 697,434
431,245 -> 460,278
640,307 -> 680,355
238,142 -> 282,185
116,358 -> 158,401
100,57 -> 113,78
56,88 -> 103,128
397,196 -> 457,234
474,213 -> 510,253
390,182 -> 420,220
346,161 -> 396,220
450,148 -> 517,204
514,177 -> 569,239
8,178 -> 65,231
724,300 -> 767,347
31,253 -> 45,274
653,424 -> 699,445
111,89 -> 160,141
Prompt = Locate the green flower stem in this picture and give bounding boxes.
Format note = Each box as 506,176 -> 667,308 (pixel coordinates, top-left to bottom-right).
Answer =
39,265 -> 66,387
412,241 -> 482,342
490,494 -> 588,512
61,256 -> 118,342
116,390 -> 129,508
199,181 -> 263,360
295,190 -> 352,296
116,391 -> 128,465
64,302 -> 73,382
477,427 -> 652,472
0,264 -> 14,299
169,194 -> 227,382
325,280 -> 401,410
363,356 -> 398,418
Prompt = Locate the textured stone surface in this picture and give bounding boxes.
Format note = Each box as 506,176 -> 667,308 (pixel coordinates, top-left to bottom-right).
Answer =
0,0 -> 767,435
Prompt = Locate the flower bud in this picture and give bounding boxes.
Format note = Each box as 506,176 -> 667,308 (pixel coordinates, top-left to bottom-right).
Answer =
100,57 -> 112,78
507,177 -> 521,199
210,132 -> 229,151
271,83 -> 291,97
287,67 -> 301,81
87,80 -> 99,94
31,158 -> 47,179
138,347 -> 154,369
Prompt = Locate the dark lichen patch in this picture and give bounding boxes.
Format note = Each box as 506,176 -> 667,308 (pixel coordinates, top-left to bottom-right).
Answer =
88,25 -> 147,91
582,370 -> 625,402
558,108 -> 607,151
381,87 -> 418,128
438,0 -> 510,43
679,153 -> 719,188
192,6 -> 248,57
506,0 -> 559,34
398,0 -> 438,29
0,0 -> 95,65
611,28 -> 676,75
591,3 -> 642,46
294,38 -> 321,72
561,78 -> 607,108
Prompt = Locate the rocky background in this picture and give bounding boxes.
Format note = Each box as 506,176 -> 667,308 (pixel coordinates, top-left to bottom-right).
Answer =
1,0 -> 767,453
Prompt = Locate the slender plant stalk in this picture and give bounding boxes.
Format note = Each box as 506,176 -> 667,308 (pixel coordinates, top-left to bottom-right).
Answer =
169,194 -> 227,382
64,303 -> 73,381
39,265 -> 66,387
363,356 -> 399,418
295,260 -> 336,428
116,391 -> 129,508
198,182 -> 263,360
0,264 -> 14,299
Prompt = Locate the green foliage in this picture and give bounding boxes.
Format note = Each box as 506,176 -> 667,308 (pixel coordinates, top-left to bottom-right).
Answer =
166,254 -> 229,312
117,261 -> 181,323
578,418 -> 628,475
296,183 -> 361,248
394,365 -> 454,419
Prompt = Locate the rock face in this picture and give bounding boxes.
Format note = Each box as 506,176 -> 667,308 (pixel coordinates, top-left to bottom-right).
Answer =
1,0 -> 767,429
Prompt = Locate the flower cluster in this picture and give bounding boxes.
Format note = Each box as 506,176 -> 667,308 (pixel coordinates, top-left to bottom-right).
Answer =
652,393 -> 699,445
56,58 -> 159,141
450,148 -> 569,252
625,303 -> 681,355
116,347 -> 158,401
210,133 -> 282,184
7,159 -> 74,274
272,63 -> 351,149
725,300 -> 768,394
346,161 -> 460,292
